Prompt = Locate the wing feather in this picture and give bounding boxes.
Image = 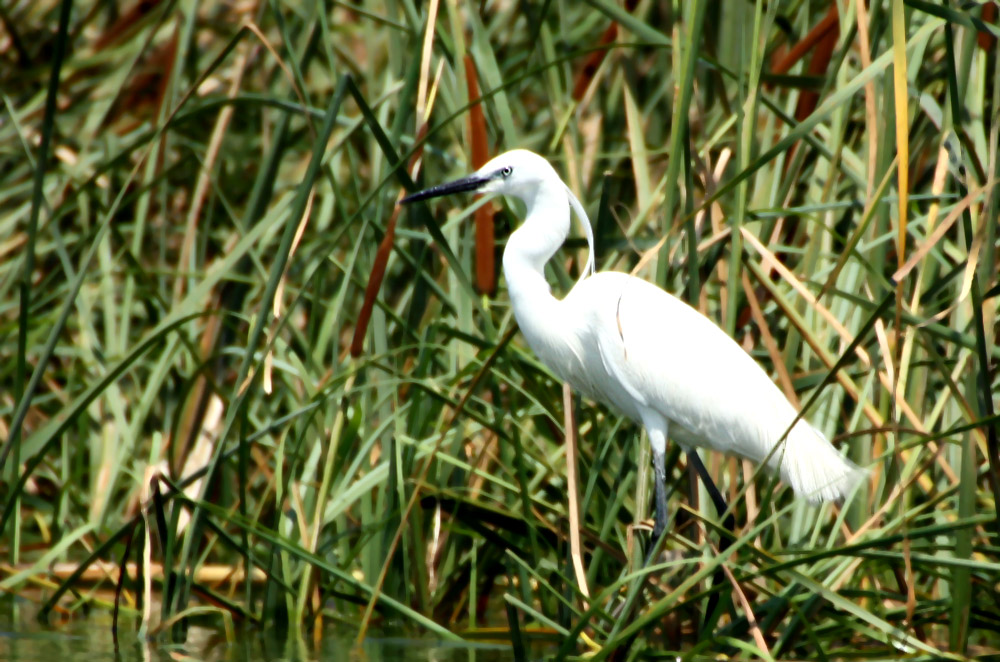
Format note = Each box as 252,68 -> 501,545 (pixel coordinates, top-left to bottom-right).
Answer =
564,272 -> 863,501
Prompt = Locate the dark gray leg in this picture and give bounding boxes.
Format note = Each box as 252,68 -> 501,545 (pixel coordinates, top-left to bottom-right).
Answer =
652,446 -> 669,540
640,412 -> 671,550
686,450 -> 732,528
686,449 -> 735,633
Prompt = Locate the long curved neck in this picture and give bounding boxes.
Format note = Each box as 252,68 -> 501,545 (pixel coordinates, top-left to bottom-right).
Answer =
500,182 -> 576,383
500,179 -> 590,389
501,182 -> 571,303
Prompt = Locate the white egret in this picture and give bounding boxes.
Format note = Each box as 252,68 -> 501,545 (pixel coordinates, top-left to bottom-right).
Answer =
402,149 -> 864,539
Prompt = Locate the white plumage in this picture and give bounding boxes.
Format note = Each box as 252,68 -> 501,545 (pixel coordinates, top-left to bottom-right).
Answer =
404,149 -> 864,535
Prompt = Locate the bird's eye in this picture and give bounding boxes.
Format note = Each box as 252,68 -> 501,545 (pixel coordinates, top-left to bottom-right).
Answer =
501,166 -> 513,177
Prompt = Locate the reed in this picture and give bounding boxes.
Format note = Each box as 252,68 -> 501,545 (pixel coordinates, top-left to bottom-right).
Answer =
1,1 -> 997,658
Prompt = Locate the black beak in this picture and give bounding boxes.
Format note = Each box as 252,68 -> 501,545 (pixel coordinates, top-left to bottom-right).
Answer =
400,173 -> 491,204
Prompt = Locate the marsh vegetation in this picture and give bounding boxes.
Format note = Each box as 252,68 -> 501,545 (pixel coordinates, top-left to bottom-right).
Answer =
1,1 -> 998,659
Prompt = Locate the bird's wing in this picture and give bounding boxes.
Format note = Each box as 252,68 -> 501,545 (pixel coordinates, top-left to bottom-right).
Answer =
562,272 -> 863,501
569,272 -> 796,462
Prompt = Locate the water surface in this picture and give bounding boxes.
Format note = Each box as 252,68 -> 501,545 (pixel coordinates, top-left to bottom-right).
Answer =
0,597 -> 527,662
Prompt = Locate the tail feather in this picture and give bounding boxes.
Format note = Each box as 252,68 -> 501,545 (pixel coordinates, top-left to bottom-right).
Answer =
775,421 -> 866,503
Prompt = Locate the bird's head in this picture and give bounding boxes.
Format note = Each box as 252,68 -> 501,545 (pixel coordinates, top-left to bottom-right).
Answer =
401,148 -> 596,278
401,149 -> 560,205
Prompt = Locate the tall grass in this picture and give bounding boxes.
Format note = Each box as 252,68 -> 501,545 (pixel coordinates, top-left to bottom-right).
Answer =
1,0 -> 998,659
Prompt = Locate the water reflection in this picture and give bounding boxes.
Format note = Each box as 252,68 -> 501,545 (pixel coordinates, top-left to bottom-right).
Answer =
0,597 -> 531,662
